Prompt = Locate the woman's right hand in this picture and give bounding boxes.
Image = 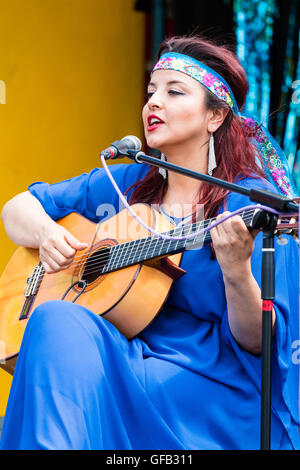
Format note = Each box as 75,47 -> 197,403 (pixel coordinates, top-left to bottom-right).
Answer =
37,221 -> 88,274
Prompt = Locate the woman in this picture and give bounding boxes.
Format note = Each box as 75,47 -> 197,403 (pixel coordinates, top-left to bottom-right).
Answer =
0,35 -> 299,450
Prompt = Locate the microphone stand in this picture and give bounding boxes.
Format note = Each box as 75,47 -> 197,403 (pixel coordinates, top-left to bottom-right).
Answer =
126,150 -> 298,450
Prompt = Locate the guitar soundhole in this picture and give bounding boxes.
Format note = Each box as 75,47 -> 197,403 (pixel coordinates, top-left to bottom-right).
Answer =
81,247 -> 110,284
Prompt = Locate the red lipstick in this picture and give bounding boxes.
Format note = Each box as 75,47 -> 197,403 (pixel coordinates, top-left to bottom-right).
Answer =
147,114 -> 164,132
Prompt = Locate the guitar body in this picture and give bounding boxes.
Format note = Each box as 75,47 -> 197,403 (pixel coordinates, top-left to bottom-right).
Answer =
0,204 -> 184,375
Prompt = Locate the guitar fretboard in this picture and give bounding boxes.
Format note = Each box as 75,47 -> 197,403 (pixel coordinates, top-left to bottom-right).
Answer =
101,208 -> 256,273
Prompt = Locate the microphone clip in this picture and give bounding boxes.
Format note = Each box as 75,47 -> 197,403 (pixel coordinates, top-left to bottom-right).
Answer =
126,149 -> 146,163
101,140 -> 121,160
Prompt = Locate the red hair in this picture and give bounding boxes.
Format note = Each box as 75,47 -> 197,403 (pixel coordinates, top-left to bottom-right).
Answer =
125,35 -> 264,219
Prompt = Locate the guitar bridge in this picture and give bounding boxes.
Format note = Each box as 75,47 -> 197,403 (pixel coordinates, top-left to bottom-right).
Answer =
19,263 -> 45,320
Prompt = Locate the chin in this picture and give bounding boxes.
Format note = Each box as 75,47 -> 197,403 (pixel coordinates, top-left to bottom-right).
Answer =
145,134 -> 167,152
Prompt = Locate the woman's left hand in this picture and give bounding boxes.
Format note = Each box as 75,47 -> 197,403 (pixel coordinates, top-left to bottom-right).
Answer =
210,211 -> 272,355
210,211 -> 258,282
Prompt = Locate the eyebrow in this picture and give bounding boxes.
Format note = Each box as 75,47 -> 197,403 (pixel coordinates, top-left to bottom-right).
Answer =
148,80 -> 187,87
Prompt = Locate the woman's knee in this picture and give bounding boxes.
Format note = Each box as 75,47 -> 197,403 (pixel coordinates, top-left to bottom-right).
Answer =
24,301 -> 102,374
27,300 -> 110,348
29,300 -> 75,331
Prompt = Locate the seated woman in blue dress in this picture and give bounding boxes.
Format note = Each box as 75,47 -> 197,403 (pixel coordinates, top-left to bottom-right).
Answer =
0,34 -> 299,450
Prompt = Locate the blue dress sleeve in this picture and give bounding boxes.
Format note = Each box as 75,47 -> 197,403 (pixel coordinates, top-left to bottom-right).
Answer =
220,176 -> 300,444
27,163 -> 150,222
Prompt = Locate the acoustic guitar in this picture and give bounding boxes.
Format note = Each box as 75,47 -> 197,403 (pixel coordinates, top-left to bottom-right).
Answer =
0,203 -> 298,374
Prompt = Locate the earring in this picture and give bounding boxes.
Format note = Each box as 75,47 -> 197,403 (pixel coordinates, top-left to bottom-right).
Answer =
159,153 -> 167,179
208,133 -> 217,176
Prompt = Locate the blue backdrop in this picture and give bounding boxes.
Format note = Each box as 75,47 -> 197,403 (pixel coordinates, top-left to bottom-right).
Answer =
234,0 -> 300,193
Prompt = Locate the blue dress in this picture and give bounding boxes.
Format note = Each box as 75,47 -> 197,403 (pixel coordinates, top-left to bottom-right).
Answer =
0,162 -> 299,450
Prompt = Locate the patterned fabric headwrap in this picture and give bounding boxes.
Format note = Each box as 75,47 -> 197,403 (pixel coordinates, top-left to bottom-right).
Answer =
152,52 -> 298,198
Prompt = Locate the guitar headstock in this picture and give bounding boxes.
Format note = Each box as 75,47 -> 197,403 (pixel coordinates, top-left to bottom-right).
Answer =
275,197 -> 299,243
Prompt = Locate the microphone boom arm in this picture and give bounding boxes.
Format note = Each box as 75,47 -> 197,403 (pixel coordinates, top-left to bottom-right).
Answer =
126,150 -> 298,213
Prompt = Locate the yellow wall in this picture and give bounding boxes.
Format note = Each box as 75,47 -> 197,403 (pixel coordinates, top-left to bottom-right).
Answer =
0,0 -> 145,415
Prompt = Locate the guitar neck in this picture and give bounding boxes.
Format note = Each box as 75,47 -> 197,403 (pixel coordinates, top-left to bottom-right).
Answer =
103,208 -> 257,273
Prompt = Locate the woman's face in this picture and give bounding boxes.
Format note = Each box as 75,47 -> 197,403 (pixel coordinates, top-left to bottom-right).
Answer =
142,69 -> 211,153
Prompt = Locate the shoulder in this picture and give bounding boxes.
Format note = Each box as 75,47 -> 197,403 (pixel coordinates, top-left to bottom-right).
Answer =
234,175 -> 278,193
225,175 -> 279,213
90,162 -> 151,186
27,162 -> 152,222
87,162 -> 152,204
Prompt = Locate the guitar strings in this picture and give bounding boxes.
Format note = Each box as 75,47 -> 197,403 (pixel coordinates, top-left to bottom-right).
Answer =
12,203 -> 296,299
42,212 -> 257,280
23,212 -> 257,298
45,212 -> 255,278
76,213 -> 257,278
61,215 -> 215,263
25,213 -> 296,301
0,210 -> 288,296
52,209 -> 256,268
18,209 -> 273,298
33,212 -> 256,284
69,210 -> 256,273
8,210 -> 256,297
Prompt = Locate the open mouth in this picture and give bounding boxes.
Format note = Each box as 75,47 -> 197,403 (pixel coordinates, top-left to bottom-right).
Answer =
147,115 -> 164,131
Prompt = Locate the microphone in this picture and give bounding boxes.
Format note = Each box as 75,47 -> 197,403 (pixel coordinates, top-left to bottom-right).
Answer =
100,135 -> 142,160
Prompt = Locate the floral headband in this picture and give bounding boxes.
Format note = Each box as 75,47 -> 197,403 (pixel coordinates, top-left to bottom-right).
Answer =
152,52 -> 298,198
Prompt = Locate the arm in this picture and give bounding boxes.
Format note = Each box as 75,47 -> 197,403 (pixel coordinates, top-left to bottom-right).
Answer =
1,191 -> 55,248
1,191 -> 88,273
210,212 -> 276,355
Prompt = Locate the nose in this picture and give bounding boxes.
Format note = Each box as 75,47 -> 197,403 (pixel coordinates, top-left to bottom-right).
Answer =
147,91 -> 163,110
